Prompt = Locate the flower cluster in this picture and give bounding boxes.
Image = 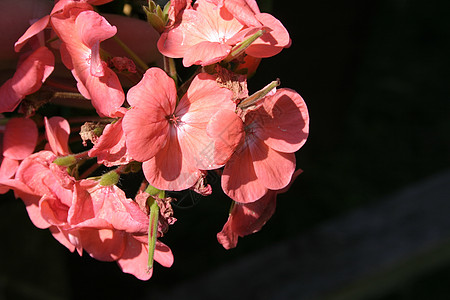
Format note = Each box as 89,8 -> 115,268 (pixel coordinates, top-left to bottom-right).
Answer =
0,0 -> 309,280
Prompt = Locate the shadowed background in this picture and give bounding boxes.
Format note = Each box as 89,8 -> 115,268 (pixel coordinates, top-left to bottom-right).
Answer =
1,0 -> 449,299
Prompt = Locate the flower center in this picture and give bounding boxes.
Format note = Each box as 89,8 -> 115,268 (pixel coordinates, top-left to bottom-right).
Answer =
166,114 -> 182,126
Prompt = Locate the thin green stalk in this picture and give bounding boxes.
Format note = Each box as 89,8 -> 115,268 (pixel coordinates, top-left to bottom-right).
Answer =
164,56 -> 178,86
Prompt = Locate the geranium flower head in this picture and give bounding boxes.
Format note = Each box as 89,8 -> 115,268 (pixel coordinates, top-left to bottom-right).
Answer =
123,67 -> 235,191
221,88 -> 309,203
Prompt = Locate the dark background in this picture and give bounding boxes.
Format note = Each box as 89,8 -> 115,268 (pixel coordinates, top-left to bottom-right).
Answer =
1,0 -> 449,299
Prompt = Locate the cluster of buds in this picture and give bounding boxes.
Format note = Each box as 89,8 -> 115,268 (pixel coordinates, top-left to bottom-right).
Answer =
0,0 -> 309,280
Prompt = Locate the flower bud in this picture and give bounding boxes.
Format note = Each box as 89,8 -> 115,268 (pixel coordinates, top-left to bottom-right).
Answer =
53,155 -> 77,167
99,170 -> 120,186
143,0 -> 170,34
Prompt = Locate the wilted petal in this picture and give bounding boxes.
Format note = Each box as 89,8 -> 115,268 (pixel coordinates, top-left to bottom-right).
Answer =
88,117 -> 131,167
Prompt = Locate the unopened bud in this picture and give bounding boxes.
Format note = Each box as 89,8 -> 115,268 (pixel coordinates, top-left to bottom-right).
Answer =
238,79 -> 280,109
99,170 -> 120,186
145,184 -> 165,199
223,29 -> 266,63
143,0 -> 169,34
53,155 -> 77,167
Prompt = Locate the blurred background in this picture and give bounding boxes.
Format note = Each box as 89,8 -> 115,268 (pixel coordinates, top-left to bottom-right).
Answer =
1,0 -> 450,299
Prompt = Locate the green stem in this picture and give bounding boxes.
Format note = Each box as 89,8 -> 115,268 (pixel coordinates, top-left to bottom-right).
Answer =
223,29 -> 265,63
164,56 -> 178,86
147,196 -> 161,270
238,79 -> 280,109
112,35 -> 149,71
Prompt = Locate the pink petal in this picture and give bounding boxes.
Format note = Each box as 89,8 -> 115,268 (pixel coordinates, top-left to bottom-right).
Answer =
257,88 -> 309,153
0,47 -> 54,113
222,141 -> 267,203
80,229 -> 126,261
51,6 -> 124,117
176,73 -> 235,169
183,41 -> 231,67
0,157 -> 19,181
117,235 -> 152,280
3,117 -> 38,160
44,116 -> 70,156
245,13 -> 291,58
14,15 -> 50,52
250,137 -> 296,190
9,179 -> 51,229
216,220 -> 238,250
142,130 -> 201,191
75,10 -> 117,76
40,194 -> 69,226
157,10 -> 209,58
154,240 -> 174,268
206,109 -> 244,166
230,192 -> 277,237
70,181 -> 148,233
195,0 -> 244,38
85,67 -> 125,117
123,68 -> 176,162
158,2 -> 242,62
49,226 -> 77,253
221,0 -> 261,27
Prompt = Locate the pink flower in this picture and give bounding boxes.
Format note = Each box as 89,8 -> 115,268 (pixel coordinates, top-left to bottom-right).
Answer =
0,47 -> 54,113
122,67 -> 234,191
158,0 -> 244,67
220,88 -> 309,203
51,3 -> 125,117
217,169 -> 303,249
157,0 -> 290,67
70,180 -> 173,280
